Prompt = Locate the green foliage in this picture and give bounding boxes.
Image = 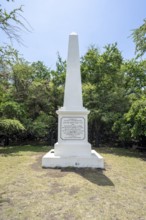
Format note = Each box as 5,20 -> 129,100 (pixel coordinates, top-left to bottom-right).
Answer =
0,23 -> 145,147
0,1 -> 29,44
0,0 -> 29,85
132,19 -> 146,58
112,58 -> 146,144
12,62 -> 33,101
81,43 -> 146,147
56,53 -> 66,75
125,96 -> 146,138
31,61 -> 51,80
122,59 -> 146,97
113,96 -> 146,142
81,44 -> 127,146
0,118 -> 25,135
1,59 -> 64,143
30,113 -> 55,138
0,101 -> 24,119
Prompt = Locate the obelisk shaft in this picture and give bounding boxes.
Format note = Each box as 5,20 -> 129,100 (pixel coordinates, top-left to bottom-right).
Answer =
63,32 -> 83,110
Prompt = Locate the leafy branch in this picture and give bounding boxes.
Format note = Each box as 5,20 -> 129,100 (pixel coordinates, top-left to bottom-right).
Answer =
132,19 -> 146,58
0,2 -> 31,44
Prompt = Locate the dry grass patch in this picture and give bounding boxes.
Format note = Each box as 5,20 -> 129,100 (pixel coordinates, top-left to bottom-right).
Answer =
0,145 -> 146,220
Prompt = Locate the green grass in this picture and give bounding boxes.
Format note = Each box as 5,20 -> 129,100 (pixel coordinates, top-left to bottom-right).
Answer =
0,145 -> 146,220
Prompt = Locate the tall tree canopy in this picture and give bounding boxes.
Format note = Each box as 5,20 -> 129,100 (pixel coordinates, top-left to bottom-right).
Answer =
132,19 -> 146,58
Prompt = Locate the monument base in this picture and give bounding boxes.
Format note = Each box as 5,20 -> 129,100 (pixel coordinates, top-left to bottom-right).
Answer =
54,142 -> 91,157
42,150 -> 104,168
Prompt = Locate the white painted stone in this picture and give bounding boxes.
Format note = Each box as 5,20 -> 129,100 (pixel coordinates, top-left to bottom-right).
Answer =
63,32 -> 83,111
42,150 -> 104,168
42,32 -> 104,168
54,110 -> 91,157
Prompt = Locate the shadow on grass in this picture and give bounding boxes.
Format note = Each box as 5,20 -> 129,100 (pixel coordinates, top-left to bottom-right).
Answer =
0,144 -> 50,156
32,154 -> 114,186
61,167 -> 114,186
97,147 -> 146,161
1,145 -> 146,160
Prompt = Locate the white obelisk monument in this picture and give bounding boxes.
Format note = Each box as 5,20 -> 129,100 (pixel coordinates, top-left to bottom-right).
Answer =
42,33 -> 104,168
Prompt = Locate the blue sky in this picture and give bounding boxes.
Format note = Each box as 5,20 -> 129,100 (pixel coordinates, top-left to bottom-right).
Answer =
1,0 -> 146,69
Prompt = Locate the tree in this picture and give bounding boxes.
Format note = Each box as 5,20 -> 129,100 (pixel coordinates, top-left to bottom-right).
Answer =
122,59 -> 146,98
0,101 -> 24,119
126,96 -> 146,141
81,44 -> 127,146
0,0 -> 30,44
12,62 -> 33,102
31,61 -> 51,80
0,99 -> 26,145
113,96 -> 146,147
132,19 -> 146,58
0,118 -> 25,145
0,1 -> 30,74
112,59 -> 146,146
8,59 -> 64,143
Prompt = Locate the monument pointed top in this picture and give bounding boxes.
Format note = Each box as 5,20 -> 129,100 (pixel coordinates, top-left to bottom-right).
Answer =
63,31 -> 83,110
70,32 -> 77,36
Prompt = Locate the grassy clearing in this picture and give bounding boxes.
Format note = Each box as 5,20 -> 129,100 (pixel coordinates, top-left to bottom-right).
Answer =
0,145 -> 146,220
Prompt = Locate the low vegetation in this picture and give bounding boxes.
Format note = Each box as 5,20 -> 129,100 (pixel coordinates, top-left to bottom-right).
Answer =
0,145 -> 146,220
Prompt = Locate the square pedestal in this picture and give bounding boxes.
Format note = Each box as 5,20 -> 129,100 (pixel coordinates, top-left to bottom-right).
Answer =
42,149 -> 104,168
54,142 -> 91,157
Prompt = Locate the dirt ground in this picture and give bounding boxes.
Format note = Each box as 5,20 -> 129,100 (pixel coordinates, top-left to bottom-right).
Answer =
0,146 -> 146,220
